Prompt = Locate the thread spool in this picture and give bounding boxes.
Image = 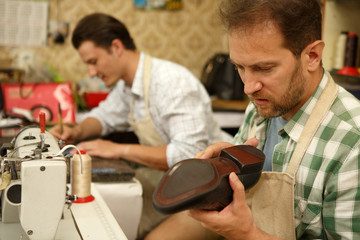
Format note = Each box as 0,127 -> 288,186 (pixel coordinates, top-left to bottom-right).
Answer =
71,150 -> 94,203
333,31 -> 348,70
344,32 -> 358,68
337,32 -> 360,76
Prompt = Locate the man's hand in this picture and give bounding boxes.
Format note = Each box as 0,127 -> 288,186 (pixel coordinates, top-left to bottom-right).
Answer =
195,141 -> 234,159
189,171 -> 277,240
49,124 -> 79,143
195,138 -> 259,159
76,139 -> 127,159
188,172 -> 258,239
187,137 -> 279,240
49,117 -> 102,144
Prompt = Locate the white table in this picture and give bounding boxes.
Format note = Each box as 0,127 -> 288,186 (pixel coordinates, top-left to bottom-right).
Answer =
95,178 -> 143,240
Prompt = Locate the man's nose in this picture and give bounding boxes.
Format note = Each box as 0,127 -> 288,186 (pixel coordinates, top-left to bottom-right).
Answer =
242,72 -> 262,95
88,65 -> 97,78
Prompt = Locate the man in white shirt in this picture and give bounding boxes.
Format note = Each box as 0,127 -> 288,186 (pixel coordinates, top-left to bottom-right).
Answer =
50,13 -> 232,238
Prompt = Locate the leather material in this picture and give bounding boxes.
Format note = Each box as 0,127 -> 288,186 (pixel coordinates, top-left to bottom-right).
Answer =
153,145 -> 265,214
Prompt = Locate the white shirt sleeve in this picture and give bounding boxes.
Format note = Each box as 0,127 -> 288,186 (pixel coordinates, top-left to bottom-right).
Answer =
85,81 -> 132,136
147,60 -> 232,167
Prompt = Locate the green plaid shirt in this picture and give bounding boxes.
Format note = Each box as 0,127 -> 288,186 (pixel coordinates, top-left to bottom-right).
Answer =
233,72 -> 360,239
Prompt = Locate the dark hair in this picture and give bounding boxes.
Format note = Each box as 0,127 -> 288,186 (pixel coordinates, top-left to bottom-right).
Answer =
72,13 -> 136,51
219,0 -> 322,57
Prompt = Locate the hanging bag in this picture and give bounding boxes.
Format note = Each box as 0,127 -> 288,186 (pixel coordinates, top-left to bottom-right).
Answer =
200,53 -> 245,101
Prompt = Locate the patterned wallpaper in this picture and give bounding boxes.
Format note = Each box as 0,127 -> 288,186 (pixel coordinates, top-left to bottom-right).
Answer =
0,0 -> 229,83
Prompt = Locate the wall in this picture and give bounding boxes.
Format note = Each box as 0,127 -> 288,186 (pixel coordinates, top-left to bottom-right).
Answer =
0,0 -> 229,83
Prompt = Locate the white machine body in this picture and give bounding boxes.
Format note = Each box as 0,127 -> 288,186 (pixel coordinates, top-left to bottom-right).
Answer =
1,127 -> 66,240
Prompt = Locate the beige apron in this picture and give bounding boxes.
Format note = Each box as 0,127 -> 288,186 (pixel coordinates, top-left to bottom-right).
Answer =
127,54 -> 168,238
246,76 -> 338,239
128,54 -> 166,147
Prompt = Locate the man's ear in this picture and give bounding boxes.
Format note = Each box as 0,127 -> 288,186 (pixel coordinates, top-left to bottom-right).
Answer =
111,39 -> 124,57
303,40 -> 325,72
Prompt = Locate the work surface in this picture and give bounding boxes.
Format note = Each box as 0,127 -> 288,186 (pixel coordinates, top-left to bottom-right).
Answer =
92,156 -> 135,182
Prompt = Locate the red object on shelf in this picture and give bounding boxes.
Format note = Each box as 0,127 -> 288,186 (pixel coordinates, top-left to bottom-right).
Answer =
83,92 -> 110,109
337,32 -> 359,76
337,66 -> 360,76
1,82 -> 76,123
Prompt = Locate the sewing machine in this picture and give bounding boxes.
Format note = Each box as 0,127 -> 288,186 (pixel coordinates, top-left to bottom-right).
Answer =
0,124 -> 127,239
0,124 -> 68,239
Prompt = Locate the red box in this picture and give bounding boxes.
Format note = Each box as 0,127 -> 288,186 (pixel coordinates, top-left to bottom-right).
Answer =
1,82 -> 76,123
83,92 -> 109,109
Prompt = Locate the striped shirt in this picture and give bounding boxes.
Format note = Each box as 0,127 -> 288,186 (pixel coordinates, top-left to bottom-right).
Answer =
86,52 -> 232,167
233,71 -> 360,239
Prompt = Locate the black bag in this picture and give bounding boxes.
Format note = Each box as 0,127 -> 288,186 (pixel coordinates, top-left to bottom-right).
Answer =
200,53 -> 245,101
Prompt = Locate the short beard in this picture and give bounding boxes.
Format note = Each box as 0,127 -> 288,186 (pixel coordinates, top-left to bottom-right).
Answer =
254,60 -> 305,119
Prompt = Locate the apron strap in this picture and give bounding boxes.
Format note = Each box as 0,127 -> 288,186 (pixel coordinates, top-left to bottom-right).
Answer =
129,54 -> 152,117
286,75 -> 338,176
143,54 -> 152,112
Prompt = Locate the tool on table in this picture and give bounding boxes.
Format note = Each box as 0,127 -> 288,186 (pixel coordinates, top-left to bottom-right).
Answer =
39,112 -> 46,151
58,103 -> 63,136
58,103 -> 65,147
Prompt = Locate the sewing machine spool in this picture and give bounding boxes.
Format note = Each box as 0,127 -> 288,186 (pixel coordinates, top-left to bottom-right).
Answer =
71,150 -> 94,203
1,180 -> 22,223
4,181 -> 21,206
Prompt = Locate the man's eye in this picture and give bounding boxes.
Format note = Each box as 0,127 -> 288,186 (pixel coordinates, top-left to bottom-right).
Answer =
256,67 -> 272,72
235,65 -> 244,71
87,59 -> 97,65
